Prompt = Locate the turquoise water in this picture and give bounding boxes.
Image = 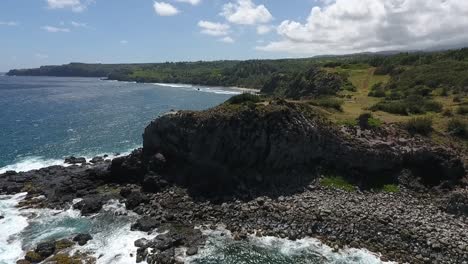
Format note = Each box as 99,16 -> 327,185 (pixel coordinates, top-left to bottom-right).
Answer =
0,76 -> 237,171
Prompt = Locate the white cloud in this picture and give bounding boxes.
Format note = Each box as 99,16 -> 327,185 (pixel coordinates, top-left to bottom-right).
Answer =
221,0 -> 273,25
0,21 -> 18,26
35,53 -> 49,59
198,20 -> 230,36
258,0 -> 468,55
120,40 -> 129,45
175,0 -> 201,5
71,21 -> 87,27
46,0 -> 94,12
219,36 -> 235,43
41,25 -> 70,33
256,25 -> 272,35
153,2 -> 180,16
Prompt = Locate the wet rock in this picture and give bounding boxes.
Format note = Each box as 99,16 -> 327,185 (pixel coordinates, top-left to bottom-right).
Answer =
90,156 -> 104,164
16,260 -> 31,264
25,251 -> 43,263
131,216 -> 160,232
35,241 -> 55,258
186,246 -> 198,256
55,239 -> 75,250
134,238 -> 150,248
0,215 -> 4,220
64,156 -> 86,164
149,248 -> 175,264
73,196 -> 103,215
73,233 -> 93,246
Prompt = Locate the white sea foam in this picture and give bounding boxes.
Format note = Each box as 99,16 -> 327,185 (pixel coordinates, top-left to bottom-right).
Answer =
154,83 -> 194,88
185,226 -> 395,264
0,148 -> 137,174
0,157 -> 66,174
0,193 -> 28,264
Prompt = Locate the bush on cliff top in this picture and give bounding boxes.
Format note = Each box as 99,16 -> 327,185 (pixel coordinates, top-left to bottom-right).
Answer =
309,98 -> 344,111
227,93 -> 261,105
405,117 -> 433,136
448,118 -> 467,138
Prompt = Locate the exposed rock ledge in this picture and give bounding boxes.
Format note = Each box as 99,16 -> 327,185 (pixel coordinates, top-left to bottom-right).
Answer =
143,100 -> 466,193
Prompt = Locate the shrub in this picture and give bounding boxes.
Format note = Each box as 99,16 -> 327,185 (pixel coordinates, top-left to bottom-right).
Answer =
371,97 -> 442,115
358,112 -> 382,129
457,105 -> 468,115
453,96 -> 462,103
368,82 -> 386,97
227,93 -> 261,105
405,117 -> 433,136
448,118 -> 467,137
442,109 -> 453,117
309,98 -> 344,111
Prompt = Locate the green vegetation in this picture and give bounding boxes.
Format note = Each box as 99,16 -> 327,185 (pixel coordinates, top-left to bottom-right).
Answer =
309,97 -> 344,111
227,93 -> 261,105
358,113 -> 382,129
381,184 -> 400,193
320,176 -> 355,192
405,117 -> 433,136
457,105 -> 468,115
448,118 -> 467,138
371,95 -> 442,115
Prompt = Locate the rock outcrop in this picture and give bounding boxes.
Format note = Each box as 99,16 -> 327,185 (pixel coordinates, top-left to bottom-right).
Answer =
143,100 -> 466,193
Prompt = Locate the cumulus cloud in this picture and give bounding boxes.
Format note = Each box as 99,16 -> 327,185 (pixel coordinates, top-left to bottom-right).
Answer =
198,20 -> 230,36
0,21 -> 18,26
41,25 -> 70,32
46,0 -> 94,12
256,25 -> 272,35
221,0 -> 273,25
153,2 -> 180,16
257,0 -> 468,55
175,0 -> 201,5
219,36 -> 235,43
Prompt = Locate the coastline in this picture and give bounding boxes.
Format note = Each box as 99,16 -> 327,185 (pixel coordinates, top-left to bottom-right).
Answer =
1,98 -> 467,264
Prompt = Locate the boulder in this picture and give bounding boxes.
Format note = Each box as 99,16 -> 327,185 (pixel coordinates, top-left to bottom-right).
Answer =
73,196 -> 103,215
131,216 -> 160,232
64,156 -> 86,164
35,241 -> 55,258
73,233 -> 93,246
125,191 -> 149,210
110,149 -> 145,183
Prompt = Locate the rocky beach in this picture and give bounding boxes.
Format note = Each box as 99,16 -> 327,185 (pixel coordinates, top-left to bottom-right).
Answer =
1,99 -> 467,264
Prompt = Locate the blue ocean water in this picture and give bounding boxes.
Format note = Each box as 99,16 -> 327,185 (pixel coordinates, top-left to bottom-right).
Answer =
0,76 -> 238,172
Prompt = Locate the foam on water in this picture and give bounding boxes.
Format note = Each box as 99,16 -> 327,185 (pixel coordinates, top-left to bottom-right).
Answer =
186,228 -> 395,264
0,195 -> 156,264
0,193 -> 29,264
0,148 -> 136,174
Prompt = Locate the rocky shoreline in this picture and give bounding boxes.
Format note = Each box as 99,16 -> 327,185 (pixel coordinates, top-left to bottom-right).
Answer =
1,99 -> 467,264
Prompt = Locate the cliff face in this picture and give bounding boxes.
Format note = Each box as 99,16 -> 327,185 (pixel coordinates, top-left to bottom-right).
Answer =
143,100 -> 466,193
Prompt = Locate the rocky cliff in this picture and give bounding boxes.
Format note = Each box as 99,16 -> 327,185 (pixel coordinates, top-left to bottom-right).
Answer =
143,100 -> 466,193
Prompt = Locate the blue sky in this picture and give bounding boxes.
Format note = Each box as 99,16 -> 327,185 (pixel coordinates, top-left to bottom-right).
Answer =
1,0 -> 468,71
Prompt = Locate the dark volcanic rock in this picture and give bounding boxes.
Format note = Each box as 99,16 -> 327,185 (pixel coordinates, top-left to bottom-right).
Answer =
73,233 -> 93,246
64,156 -> 86,164
35,241 -> 55,258
110,149 -> 145,183
142,100 -> 466,193
73,196 -> 104,215
443,188 -> 468,216
131,216 -> 160,232
125,191 -> 149,210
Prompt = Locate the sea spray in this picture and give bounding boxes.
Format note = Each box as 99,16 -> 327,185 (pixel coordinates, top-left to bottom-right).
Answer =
0,196 -> 157,264
186,227 -> 395,264
0,193 -> 29,264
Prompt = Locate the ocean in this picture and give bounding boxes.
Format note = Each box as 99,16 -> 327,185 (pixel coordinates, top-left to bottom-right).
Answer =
0,76 -> 390,264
